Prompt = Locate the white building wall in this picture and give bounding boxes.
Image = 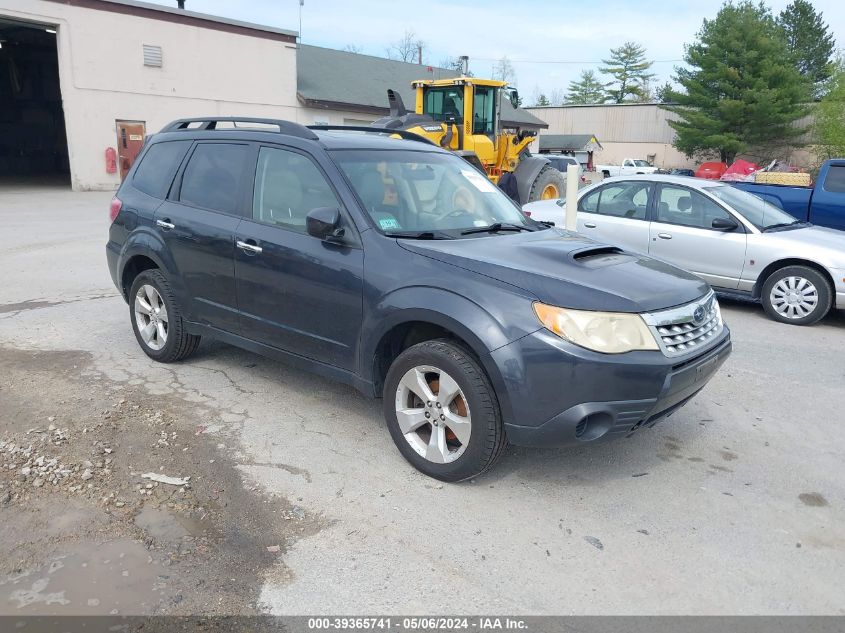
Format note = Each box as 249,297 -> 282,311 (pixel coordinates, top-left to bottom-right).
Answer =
297,107 -> 378,127
2,0 -> 299,190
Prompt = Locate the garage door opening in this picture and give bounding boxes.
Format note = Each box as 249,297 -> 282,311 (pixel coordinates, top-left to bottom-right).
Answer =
0,19 -> 69,186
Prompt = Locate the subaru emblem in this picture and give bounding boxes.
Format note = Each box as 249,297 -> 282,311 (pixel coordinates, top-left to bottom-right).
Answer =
693,305 -> 706,324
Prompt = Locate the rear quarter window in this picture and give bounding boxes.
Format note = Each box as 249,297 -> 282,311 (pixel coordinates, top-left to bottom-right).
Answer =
179,143 -> 249,214
822,165 -> 845,193
132,140 -> 191,199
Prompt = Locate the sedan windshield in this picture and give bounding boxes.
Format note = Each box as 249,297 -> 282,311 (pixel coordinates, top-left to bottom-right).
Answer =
705,185 -> 800,230
331,149 -> 538,237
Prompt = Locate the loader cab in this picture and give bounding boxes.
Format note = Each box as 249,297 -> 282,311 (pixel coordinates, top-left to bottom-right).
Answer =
416,78 -> 506,163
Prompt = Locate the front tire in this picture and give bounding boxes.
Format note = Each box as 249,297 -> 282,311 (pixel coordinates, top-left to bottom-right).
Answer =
761,265 -> 832,326
383,340 -> 506,482
129,269 -> 201,362
527,165 -> 566,202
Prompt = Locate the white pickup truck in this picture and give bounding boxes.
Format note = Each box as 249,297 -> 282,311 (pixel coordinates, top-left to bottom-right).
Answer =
595,158 -> 659,178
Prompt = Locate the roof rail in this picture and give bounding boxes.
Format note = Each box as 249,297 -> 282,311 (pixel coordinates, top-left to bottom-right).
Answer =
161,117 -> 319,141
307,125 -> 436,146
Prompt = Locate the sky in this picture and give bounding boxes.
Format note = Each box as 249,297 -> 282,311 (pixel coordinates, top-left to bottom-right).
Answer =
147,0 -> 844,103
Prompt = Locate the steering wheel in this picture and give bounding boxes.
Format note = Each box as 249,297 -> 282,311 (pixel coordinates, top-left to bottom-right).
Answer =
434,208 -> 474,222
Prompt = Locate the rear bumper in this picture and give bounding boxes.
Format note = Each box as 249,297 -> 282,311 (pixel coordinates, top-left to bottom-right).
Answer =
495,329 -> 731,448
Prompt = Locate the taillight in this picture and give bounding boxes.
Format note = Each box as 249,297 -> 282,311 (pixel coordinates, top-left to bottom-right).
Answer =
109,197 -> 122,223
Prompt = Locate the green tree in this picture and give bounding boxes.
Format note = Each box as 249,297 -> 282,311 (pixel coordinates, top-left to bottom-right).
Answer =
565,70 -> 606,104
655,81 -> 675,103
599,42 -> 655,103
535,93 -> 550,106
664,1 -> 811,164
814,59 -> 845,159
778,0 -> 836,98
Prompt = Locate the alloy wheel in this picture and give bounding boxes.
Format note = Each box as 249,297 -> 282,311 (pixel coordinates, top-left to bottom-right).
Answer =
394,365 -> 471,464
134,284 -> 169,351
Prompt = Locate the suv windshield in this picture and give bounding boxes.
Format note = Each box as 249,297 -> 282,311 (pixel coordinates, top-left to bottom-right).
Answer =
706,185 -> 801,230
331,150 -> 538,236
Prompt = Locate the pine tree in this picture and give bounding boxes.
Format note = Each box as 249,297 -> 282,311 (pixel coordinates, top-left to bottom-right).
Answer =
599,42 -> 655,103
664,1 -> 811,163
655,81 -> 675,103
565,70 -> 606,104
778,0 -> 836,98
535,94 -> 550,106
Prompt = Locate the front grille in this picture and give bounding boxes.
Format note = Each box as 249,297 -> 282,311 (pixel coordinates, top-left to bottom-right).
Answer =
642,292 -> 724,358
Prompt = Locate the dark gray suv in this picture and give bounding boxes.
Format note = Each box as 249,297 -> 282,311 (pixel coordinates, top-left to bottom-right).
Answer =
106,117 -> 731,482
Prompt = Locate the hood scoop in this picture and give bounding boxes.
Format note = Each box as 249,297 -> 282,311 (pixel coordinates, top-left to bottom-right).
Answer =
571,246 -> 634,268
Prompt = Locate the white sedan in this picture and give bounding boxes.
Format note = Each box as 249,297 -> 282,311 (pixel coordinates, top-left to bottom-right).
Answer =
524,174 -> 845,326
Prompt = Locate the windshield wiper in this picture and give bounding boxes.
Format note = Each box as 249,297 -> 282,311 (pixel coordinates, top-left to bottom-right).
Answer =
763,220 -> 809,232
385,230 -> 453,240
460,222 -> 533,236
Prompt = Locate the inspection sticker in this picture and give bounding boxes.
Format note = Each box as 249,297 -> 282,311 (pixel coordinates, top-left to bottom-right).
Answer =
378,216 -> 401,230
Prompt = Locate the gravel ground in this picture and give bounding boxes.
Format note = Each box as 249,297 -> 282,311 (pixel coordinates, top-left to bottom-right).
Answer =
0,184 -> 843,615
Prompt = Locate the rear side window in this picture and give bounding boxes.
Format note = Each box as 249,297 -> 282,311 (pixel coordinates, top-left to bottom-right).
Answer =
179,143 -> 249,214
132,140 -> 190,198
581,182 -> 651,219
823,165 -> 845,193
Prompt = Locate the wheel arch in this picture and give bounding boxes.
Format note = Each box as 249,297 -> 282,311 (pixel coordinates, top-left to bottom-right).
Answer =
118,229 -> 178,300
364,305 -> 516,425
752,258 -> 835,299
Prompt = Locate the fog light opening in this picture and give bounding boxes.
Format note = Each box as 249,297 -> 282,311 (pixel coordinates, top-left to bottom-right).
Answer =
575,412 -> 614,441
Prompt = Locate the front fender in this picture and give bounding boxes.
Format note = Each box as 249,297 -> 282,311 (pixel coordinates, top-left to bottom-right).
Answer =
514,156 -> 551,204
360,286 -> 534,425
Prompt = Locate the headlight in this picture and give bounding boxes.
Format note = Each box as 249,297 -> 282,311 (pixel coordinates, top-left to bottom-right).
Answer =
533,302 -> 659,354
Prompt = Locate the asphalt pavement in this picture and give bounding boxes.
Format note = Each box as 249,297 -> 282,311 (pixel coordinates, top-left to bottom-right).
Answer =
1,184 -> 843,615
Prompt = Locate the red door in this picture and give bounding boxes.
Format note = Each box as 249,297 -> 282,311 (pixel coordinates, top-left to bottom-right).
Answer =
116,120 -> 146,180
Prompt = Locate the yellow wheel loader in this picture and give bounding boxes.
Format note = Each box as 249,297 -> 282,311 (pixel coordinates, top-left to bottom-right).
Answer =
371,77 -> 566,205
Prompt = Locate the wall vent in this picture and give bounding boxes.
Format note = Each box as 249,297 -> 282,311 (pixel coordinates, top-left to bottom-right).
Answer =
143,45 -> 163,68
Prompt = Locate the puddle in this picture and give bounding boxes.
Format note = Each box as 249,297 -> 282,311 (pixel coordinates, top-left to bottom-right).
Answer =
0,539 -> 166,615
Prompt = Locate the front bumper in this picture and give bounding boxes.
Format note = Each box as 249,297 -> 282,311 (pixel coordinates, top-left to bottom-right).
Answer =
492,327 -> 731,448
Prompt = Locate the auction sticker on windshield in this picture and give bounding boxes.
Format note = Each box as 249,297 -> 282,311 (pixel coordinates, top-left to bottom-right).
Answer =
461,169 -> 498,193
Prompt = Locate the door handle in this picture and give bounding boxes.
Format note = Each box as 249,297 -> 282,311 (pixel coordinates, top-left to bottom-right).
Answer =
156,219 -> 175,230
237,240 -> 263,255
657,233 -> 673,240
584,222 -> 597,228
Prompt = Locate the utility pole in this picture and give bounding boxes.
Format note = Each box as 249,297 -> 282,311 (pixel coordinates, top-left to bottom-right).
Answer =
417,44 -> 422,65
298,0 -> 303,44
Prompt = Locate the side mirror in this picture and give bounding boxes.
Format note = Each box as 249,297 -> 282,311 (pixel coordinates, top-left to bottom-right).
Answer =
509,90 -> 520,109
306,207 -> 344,243
712,216 -> 739,231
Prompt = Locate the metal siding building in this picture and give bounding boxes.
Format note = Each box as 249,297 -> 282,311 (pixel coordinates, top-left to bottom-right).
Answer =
526,103 -> 696,169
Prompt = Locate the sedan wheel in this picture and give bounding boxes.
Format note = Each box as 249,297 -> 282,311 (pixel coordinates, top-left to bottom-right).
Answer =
395,365 -> 472,464
769,276 -> 818,321
761,265 -> 833,326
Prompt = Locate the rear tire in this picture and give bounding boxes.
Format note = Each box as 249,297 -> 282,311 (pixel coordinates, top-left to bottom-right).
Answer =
383,340 -> 506,482
129,269 -> 201,362
761,265 -> 832,326
527,165 -> 566,202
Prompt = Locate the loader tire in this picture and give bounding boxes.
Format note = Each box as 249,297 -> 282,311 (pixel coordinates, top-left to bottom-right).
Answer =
528,165 -> 566,202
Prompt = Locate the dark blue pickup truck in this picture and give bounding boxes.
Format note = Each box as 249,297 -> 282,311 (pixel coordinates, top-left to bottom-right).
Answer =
732,159 -> 845,232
